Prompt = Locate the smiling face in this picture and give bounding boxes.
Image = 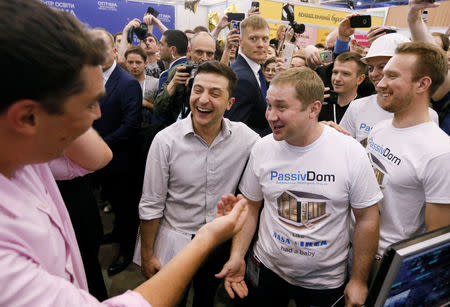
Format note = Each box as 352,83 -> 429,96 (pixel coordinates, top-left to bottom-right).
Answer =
36,65 -> 104,160
266,83 -> 316,146
240,26 -> 270,64
190,72 -> 234,133
376,54 -> 417,114
366,56 -> 391,88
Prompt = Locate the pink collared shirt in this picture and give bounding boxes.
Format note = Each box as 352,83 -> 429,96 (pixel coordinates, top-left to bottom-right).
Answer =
0,158 -> 149,306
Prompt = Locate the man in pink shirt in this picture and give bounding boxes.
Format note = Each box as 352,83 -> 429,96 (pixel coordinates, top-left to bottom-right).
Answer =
0,1 -> 248,306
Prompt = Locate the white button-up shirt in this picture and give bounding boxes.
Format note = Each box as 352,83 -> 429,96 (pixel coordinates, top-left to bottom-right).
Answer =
139,115 -> 259,234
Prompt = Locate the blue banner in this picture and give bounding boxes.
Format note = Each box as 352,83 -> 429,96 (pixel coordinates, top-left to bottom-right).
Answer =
42,0 -> 175,40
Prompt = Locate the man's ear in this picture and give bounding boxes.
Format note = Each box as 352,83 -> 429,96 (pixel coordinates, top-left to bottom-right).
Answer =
416,76 -> 432,94
226,97 -> 235,110
170,45 -> 178,58
356,73 -> 366,86
309,100 -> 322,119
6,100 -> 40,136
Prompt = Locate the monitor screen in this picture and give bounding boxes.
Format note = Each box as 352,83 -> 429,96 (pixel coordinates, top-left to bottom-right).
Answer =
365,226 -> 450,307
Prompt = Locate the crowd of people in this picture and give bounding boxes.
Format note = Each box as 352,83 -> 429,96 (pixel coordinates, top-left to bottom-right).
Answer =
0,0 -> 449,306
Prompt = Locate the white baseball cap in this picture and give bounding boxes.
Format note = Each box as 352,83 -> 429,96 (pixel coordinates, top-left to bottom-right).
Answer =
361,33 -> 410,63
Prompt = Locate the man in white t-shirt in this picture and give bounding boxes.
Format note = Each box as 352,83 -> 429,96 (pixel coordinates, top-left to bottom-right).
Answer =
216,67 -> 382,306
340,33 -> 439,145
366,42 -> 450,257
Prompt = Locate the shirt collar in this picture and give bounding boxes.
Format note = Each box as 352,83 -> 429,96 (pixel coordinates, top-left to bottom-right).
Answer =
181,114 -> 232,139
239,52 -> 261,75
103,61 -> 116,84
169,56 -> 187,69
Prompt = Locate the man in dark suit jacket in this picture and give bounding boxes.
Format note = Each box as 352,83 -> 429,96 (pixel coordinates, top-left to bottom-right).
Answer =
225,15 -> 271,136
93,29 -> 142,276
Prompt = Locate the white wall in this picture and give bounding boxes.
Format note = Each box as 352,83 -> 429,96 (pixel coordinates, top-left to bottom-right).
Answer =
174,0 -> 253,31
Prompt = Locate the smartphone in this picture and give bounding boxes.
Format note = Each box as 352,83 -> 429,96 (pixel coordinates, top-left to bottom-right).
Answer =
350,15 -> 371,28
320,50 -> 333,64
251,1 -> 260,12
227,12 -> 245,22
281,42 -> 295,67
230,20 -> 241,35
422,10 -> 428,20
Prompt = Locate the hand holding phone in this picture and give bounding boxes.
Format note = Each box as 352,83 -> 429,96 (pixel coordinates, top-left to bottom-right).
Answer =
251,1 -> 260,12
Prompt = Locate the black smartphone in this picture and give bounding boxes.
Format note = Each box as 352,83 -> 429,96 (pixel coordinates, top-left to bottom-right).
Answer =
146,7 -> 159,18
230,20 -> 241,35
251,1 -> 260,12
227,12 -> 245,22
350,15 -> 371,28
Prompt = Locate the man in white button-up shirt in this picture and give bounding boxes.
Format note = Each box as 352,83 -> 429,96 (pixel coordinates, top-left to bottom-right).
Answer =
139,61 -> 259,307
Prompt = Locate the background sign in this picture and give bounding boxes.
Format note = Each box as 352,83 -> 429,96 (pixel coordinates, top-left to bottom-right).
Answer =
42,0 -> 175,39
260,0 -> 384,47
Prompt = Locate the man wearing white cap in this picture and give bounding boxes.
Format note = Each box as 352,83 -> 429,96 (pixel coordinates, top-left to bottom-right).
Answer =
365,41 -> 450,258
339,33 -> 438,145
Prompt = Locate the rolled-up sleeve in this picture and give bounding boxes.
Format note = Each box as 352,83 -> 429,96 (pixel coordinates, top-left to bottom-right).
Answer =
49,156 -> 91,181
139,133 -> 170,220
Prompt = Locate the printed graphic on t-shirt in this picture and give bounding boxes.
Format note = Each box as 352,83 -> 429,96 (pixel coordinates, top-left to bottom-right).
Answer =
277,191 -> 331,229
360,137 -> 368,147
370,153 -> 387,188
367,137 -> 402,166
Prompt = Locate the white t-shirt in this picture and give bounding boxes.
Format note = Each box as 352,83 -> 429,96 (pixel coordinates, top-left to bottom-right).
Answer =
240,125 -> 382,289
340,94 -> 439,144
366,120 -> 450,256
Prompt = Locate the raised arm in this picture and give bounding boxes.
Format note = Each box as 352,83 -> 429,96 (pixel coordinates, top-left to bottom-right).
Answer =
117,18 -> 141,65
144,14 -> 168,35
64,127 -> 112,171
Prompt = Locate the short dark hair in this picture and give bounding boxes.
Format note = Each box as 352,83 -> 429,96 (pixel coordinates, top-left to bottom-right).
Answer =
113,32 -> 123,43
193,26 -> 209,34
184,29 -> 195,35
143,32 -> 158,44
396,41 -> 448,97
194,61 -> 237,98
163,29 -> 188,56
432,32 -> 449,51
0,0 -> 105,114
335,52 -> 367,75
125,46 -> 147,62
263,57 -> 277,69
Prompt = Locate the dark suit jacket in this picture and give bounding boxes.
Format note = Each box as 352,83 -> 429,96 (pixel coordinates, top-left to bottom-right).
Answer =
225,54 -> 271,136
93,64 -> 142,172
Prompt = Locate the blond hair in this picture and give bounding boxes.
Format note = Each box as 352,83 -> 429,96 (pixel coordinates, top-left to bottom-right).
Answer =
271,67 -> 324,110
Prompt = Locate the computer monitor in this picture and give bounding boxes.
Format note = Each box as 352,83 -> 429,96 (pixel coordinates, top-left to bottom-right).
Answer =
365,225 -> 450,307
